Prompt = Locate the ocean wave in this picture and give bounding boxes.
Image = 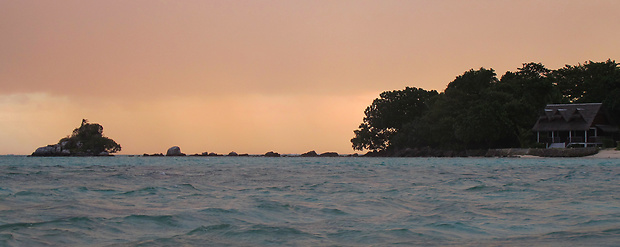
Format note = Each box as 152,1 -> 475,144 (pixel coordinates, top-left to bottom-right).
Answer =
199,207 -> 240,214
1,156 -> 619,246
186,223 -> 233,235
0,216 -> 97,234
119,215 -> 180,227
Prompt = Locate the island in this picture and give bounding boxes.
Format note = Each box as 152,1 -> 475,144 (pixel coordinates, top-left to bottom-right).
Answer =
31,119 -> 121,156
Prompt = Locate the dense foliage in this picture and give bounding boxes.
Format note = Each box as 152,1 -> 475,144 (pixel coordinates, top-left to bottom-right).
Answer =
59,119 -> 122,155
351,87 -> 438,151
352,60 -> 620,152
551,60 -> 620,123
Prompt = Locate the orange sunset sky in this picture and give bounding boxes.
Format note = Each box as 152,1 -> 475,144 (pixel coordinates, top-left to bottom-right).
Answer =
1,0 -> 619,155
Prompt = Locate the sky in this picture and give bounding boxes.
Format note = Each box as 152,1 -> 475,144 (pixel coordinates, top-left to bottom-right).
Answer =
1,0 -> 620,155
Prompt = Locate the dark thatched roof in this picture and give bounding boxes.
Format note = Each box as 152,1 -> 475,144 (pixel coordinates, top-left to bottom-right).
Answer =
532,103 -> 617,132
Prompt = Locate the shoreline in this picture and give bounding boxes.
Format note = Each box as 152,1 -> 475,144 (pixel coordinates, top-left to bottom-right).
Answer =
517,149 -> 620,159
583,148 -> 620,158
12,148 -> 620,158
10,150 -> 620,158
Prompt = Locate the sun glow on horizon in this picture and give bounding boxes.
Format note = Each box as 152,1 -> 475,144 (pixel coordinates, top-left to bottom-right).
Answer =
0,92 -> 377,155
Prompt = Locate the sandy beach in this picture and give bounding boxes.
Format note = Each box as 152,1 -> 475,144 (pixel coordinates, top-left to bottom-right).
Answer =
517,148 -> 620,159
586,148 -> 620,158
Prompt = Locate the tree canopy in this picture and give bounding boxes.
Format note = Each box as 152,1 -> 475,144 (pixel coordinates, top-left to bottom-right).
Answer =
351,87 -> 438,151
59,119 -> 121,155
551,59 -> 620,122
352,60 -> 619,153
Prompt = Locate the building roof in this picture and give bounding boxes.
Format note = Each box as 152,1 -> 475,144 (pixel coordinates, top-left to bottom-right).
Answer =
532,103 -> 603,132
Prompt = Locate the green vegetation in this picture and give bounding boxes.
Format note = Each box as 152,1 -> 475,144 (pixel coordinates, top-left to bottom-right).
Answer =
59,119 -> 121,155
352,60 -> 620,153
351,87 -> 438,151
552,60 -> 620,123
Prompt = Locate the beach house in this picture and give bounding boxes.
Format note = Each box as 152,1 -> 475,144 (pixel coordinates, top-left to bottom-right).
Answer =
532,103 -> 619,148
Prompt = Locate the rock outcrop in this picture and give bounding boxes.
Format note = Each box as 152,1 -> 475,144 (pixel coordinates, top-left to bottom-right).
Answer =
143,153 -> 164,156
526,147 -> 599,157
30,120 -> 121,157
300,150 -> 319,157
320,152 -> 339,157
31,141 -> 112,156
166,146 -> 185,156
31,142 -> 71,156
264,151 -> 281,157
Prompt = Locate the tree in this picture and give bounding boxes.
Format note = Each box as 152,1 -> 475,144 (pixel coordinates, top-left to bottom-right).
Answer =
351,87 -> 438,151
551,59 -> 620,122
420,68 -> 504,149
497,62 -> 559,147
444,68 -> 498,97
59,119 -> 121,155
408,93 -> 459,149
452,90 -> 514,149
352,60 -> 617,154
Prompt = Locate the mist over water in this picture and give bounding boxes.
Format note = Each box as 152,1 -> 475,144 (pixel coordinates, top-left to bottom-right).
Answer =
1,156 -> 619,246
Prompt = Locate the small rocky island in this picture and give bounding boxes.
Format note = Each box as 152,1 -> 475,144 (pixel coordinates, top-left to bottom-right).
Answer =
31,119 -> 122,156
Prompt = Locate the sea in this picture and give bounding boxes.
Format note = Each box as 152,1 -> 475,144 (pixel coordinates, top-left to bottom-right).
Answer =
0,156 -> 619,246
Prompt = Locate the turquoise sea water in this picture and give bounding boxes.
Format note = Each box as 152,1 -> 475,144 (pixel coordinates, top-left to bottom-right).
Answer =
0,156 -> 619,246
